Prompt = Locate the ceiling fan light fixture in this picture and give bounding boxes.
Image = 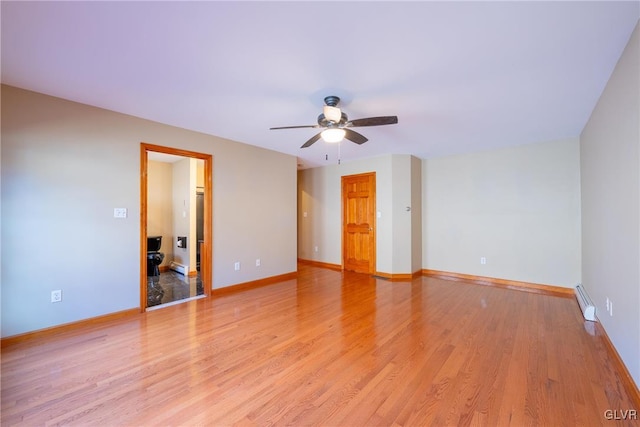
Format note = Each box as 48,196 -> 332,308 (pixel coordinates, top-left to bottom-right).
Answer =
323,105 -> 342,123
321,128 -> 345,143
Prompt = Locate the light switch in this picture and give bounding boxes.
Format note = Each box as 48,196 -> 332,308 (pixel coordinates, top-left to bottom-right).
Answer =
114,208 -> 127,218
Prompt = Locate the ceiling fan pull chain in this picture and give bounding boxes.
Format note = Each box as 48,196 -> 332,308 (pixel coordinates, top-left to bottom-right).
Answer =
338,141 -> 341,165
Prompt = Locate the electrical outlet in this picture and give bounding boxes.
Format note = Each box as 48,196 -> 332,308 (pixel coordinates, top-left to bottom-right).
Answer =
51,290 -> 62,303
256,258 -> 261,267
234,262 -> 240,271
480,257 -> 487,265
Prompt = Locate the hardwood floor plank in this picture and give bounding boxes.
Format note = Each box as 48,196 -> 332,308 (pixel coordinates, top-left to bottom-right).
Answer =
2,264 -> 638,426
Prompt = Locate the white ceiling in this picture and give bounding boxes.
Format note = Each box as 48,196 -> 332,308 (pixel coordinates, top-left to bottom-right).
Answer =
2,1 -> 638,168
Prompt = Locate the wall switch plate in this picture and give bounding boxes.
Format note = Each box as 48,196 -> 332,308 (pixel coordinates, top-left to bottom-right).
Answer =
256,259 -> 261,267
113,208 -> 127,218
234,262 -> 240,271
51,290 -> 62,303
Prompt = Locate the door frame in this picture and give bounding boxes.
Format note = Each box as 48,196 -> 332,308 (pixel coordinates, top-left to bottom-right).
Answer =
341,172 -> 376,274
140,142 -> 213,311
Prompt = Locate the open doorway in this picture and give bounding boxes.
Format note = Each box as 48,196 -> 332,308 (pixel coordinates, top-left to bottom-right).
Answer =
140,143 -> 212,310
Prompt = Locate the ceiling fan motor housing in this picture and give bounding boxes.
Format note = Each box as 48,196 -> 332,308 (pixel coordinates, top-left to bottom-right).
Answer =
317,112 -> 348,127
324,95 -> 341,107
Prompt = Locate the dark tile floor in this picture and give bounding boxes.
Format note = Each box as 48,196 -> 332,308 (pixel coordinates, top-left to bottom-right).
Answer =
147,270 -> 203,308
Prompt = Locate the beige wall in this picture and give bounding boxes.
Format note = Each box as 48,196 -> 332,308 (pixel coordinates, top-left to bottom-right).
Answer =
298,155 -> 392,272
196,159 -> 204,189
411,155 -> 423,273
1,85 -> 297,337
299,139 -> 581,286
580,22 -> 639,386
423,138 -> 582,287
147,160 -> 173,266
171,157 -> 197,271
147,158 -> 204,270
297,154 -> 422,275
390,155 -> 412,274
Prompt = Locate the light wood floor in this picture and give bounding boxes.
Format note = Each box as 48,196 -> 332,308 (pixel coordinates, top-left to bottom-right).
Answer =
2,264 -> 638,426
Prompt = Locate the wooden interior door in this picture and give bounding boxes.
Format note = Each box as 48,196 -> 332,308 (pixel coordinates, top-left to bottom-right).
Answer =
342,172 -> 376,274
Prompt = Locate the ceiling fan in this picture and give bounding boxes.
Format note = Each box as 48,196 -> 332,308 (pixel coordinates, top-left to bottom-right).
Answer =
270,96 -> 398,148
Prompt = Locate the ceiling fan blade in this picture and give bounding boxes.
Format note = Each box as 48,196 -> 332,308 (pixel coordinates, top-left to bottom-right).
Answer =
344,128 -> 368,145
270,124 -> 319,130
348,116 -> 398,127
301,132 -> 322,148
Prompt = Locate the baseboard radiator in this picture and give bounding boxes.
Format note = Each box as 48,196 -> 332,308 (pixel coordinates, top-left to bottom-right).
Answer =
169,262 -> 188,276
575,284 -> 596,321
